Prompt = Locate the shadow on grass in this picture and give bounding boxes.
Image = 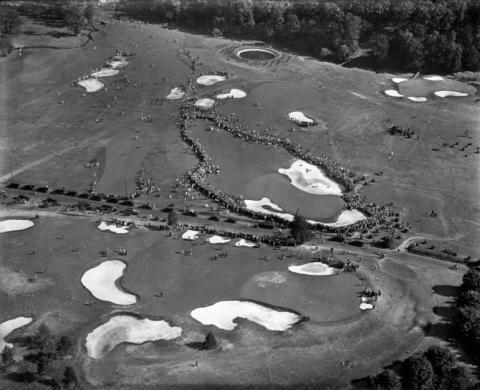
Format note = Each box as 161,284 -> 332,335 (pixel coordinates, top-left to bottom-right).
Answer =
433,285 -> 459,297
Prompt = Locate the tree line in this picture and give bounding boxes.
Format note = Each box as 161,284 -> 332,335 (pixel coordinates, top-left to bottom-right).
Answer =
114,0 -> 480,74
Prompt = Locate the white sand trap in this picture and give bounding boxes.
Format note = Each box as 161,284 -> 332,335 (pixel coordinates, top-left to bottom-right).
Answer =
208,235 -> 231,244
196,75 -> 227,86
235,239 -> 257,248
288,111 -> 315,125
407,96 -> 427,102
424,75 -> 444,81
392,77 -> 408,83
166,87 -> 185,100
0,317 -> 33,351
310,209 -> 366,228
85,315 -> 181,359
98,221 -> 129,234
278,159 -> 342,196
216,89 -> 246,99
194,98 -> 215,109
0,219 -> 34,234
384,89 -> 404,98
191,301 -> 301,331
288,262 -> 337,276
78,78 -> 104,93
182,230 -> 200,240
244,198 -> 294,222
91,68 -> 119,78
359,302 -> 374,310
81,260 -> 136,305
107,57 -> 129,69
434,90 -> 469,97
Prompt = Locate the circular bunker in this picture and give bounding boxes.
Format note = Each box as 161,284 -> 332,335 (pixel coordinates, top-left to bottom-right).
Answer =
237,47 -> 278,61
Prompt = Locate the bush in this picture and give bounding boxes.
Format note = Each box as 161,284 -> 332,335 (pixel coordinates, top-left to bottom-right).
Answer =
167,210 -> 178,225
369,369 -> 401,390
401,354 -> 435,390
202,332 -> 217,350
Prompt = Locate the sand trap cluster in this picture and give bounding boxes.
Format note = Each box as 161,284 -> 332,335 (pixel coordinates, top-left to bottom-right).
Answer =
278,159 -> 343,196
216,89 -> 246,99
194,98 -> 215,109
288,111 -> 315,126
166,87 -> 185,100
208,235 -> 231,244
235,239 -> 257,248
310,209 -> 366,228
98,221 -> 129,234
85,315 -> 182,359
288,262 -> 337,276
191,300 -> 301,331
0,317 -> 33,351
0,219 -> 34,234
81,260 -> 137,305
91,68 -> 119,78
182,230 -> 200,240
434,91 -> 469,97
196,75 -> 227,86
78,78 -> 105,93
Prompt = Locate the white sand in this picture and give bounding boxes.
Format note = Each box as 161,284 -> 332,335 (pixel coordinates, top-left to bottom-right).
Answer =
235,239 -> 257,248
244,198 -> 294,222
424,75 -> 444,81
194,98 -> 215,109
81,260 -> 137,305
98,221 -> 129,234
216,89 -> 246,99
384,89 -> 404,98
166,87 -> 185,100
0,317 -> 33,351
107,57 -> 129,69
208,235 -> 231,244
359,302 -> 374,310
392,77 -> 408,83
0,219 -> 34,234
288,111 -> 314,125
196,75 -> 226,86
407,96 -> 427,102
91,68 -> 119,78
310,209 -> 366,228
182,230 -> 200,240
278,159 -> 342,196
85,315 -> 181,359
434,90 -> 469,97
78,78 -> 104,93
237,48 -> 276,57
288,262 -> 337,276
190,301 -> 301,331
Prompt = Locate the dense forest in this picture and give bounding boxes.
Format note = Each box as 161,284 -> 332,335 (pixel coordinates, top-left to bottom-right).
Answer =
114,0 -> 480,73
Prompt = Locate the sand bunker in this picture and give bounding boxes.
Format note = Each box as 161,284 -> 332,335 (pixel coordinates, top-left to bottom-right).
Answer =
288,111 -> 315,126
237,48 -> 277,60
407,97 -> 427,102
194,98 -> 215,109
98,221 -> 129,234
166,87 -> 185,100
191,300 -> 301,331
278,159 -> 343,196
0,219 -> 34,233
392,77 -> 408,83
359,302 -> 374,310
244,198 -> 294,222
288,262 -> 337,276
107,56 -> 129,69
434,90 -> 469,97
85,315 -> 181,359
311,209 -> 366,228
424,75 -> 444,81
91,68 -> 119,78
0,317 -> 32,351
182,230 -> 200,240
216,89 -> 246,99
208,235 -> 231,244
78,78 -> 104,93
384,89 -> 404,98
196,75 -> 226,86
235,239 -> 257,248
81,260 -> 136,305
